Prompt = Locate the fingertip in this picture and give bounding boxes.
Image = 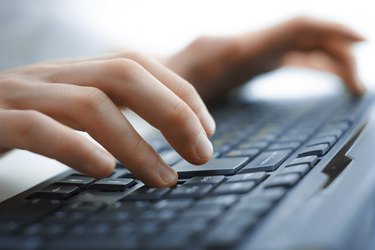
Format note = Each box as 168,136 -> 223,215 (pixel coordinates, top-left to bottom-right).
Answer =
353,82 -> 367,96
157,162 -> 178,187
195,131 -> 214,163
89,148 -> 116,178
345,76 -> 366,97
203,113 -> 216,137
351,33 -> 367,42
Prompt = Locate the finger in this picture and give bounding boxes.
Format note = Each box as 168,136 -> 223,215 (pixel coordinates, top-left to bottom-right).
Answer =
43,52 -> 216,136
286,16 -> 366,43
0,109 -> 116,179
119,52 -> 216,136
43,59 -> 213,164
282,46 -> 365,96
283,50 -> 346,76
4,83 -> 178,187
320,38 -> 365,95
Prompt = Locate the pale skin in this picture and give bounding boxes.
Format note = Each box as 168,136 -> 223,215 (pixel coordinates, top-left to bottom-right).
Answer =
0,17 -> 366,187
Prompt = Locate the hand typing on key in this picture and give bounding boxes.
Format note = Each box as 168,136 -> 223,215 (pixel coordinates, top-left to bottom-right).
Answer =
0,17 -> 365,187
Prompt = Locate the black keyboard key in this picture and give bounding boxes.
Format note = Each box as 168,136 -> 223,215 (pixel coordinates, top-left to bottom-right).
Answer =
146,228 -> 193,250
248,133 -> 277,142
205,214 -> 257,249
0,236 -> 41,250
115,221 -> 160,235
47,236 -> 142,250
44,210 -> 87,224
89,178 -> 135,192
239,150 -> 291,173
288,155 -> 319,168
195,195 -> 239,208
70,223 -> 111,236
223,148 -> 259,158
298,144 -> 330,157
166,185 -> 213,199
236,141 -> 268,149
182,206 -> 223,219
234,197 -> 273,215
87,210 -> 131,224
0,220 -> 21,234
23,222 -> 66,237
256,187 -> 288,202
172,217 -> 209,231
30,185 -> 80,200
212,181 -> 257,195
327,121 -> 350,131
282,164 -> 310,176
56,175 -> 95,188
226,172 -> 267,183
63,201 -> 105,213
106,200 -> 150,213
123,187 -> 170,201
2,199 -> 63,224
265,173 -> 300,188
116,168 -> 133,178
166,218 -> 207,235
267,141 -> 300,150
153,199 -> 193,210
278,134 -> 308,142
308,136 -> 337,147
317,128 -> 343,139
173,158 -> 249,178
183,175 -> 225,186
138,209 -> 176,221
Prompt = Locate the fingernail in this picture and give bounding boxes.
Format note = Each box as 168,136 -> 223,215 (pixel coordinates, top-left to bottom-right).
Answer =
196,131 -> 213,161
158,162 -> 178,185
202,111 -> 216,136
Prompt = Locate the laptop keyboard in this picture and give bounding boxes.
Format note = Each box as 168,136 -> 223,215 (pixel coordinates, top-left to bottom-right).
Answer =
0,95 -> 372,250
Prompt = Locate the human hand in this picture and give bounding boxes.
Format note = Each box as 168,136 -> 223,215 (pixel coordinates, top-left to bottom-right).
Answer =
0,51 -> 215,187
165,17 -> 366,104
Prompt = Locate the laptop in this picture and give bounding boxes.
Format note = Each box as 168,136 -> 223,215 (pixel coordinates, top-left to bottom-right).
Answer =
1,82 -> 375,250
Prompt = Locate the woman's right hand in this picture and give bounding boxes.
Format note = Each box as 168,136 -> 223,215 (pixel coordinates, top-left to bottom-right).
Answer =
0,51 -> 215,187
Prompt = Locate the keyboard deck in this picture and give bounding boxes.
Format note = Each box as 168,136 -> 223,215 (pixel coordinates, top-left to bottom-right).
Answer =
0,94 -> 373,250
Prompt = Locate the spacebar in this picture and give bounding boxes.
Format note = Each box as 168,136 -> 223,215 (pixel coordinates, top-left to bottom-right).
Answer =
173,157 -> 249,178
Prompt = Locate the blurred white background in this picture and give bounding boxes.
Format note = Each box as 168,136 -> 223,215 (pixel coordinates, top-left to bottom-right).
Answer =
0,0 -> 374,98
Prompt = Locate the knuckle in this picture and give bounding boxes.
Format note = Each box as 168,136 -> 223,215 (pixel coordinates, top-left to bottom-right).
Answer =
288,16 -> 316,33
191,36 -> 215,49
77,87 -> 109,113
14,110 -> 43,138
106,58 -> 144,80
121,50 -> 150,63
177,82 -> 198,102
129,135 -> 146,155
291,16 -> 313,26
167,100 -> 191,126
220,38 -> 240,59
0,76 -> 24,91
20,64 -> 55,75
